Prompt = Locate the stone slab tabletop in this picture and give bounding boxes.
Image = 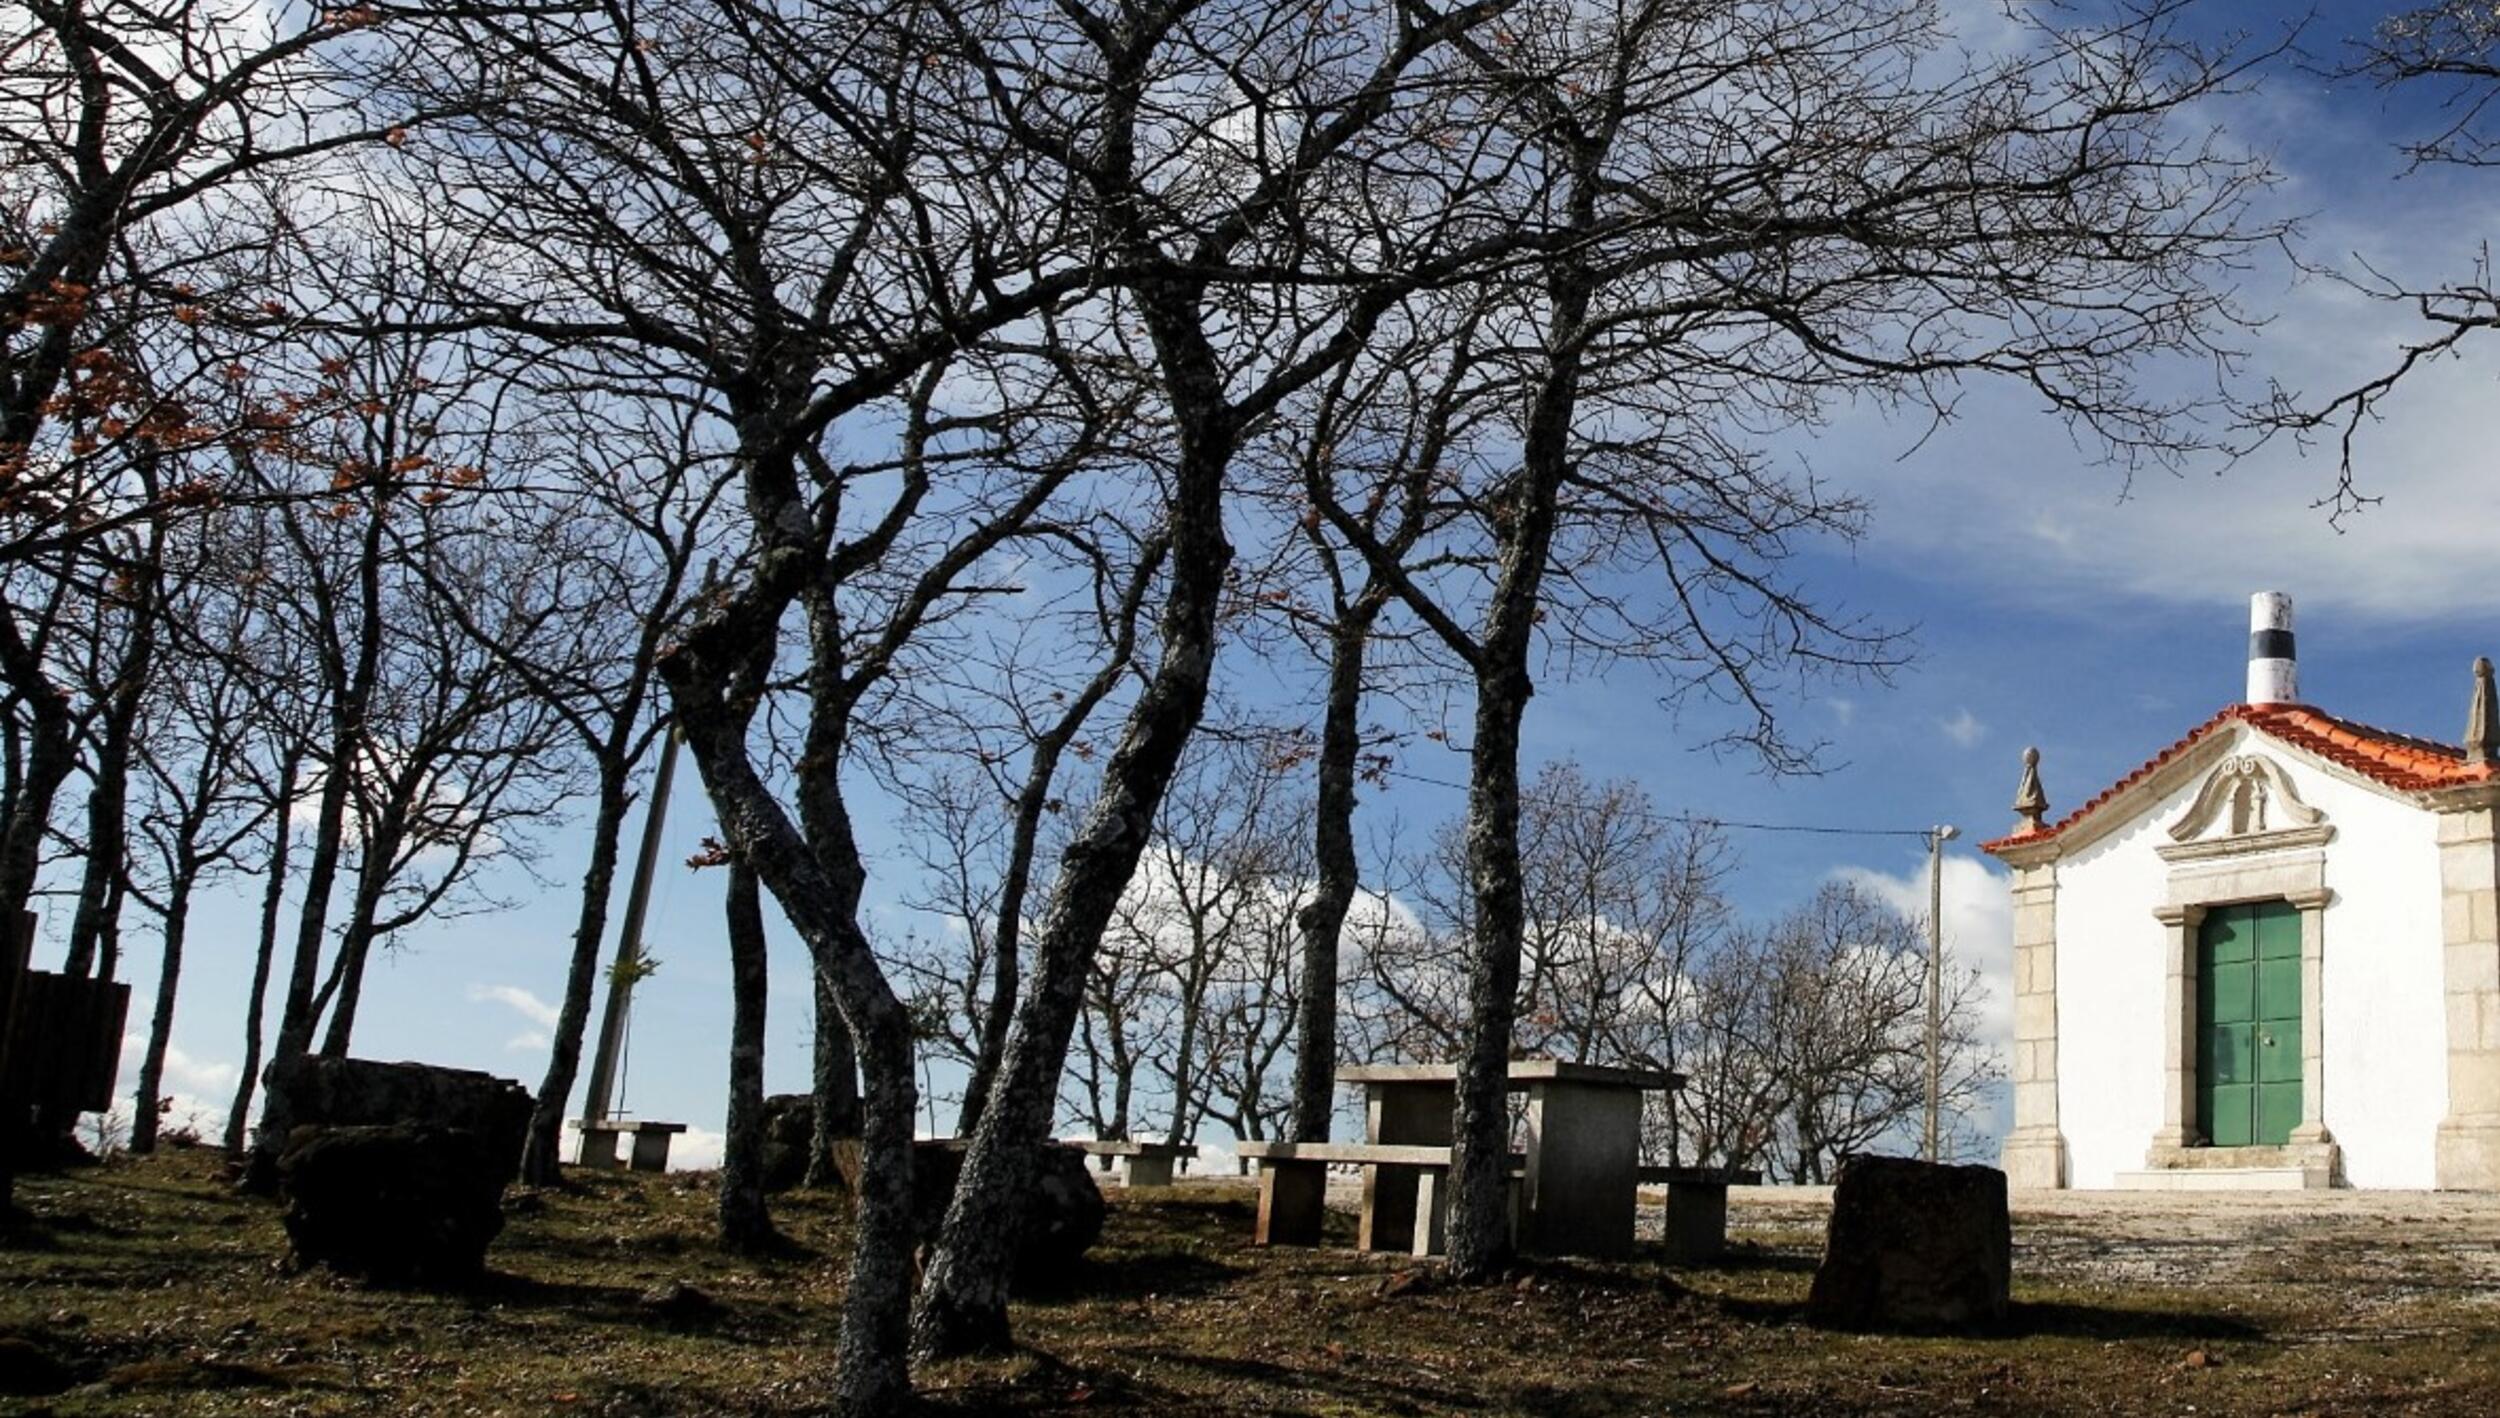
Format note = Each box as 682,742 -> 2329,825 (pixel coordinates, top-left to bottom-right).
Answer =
1336,1060 -> 1684,1090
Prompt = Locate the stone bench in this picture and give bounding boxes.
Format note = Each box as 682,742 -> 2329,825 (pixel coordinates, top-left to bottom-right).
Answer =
1236,1140 -> 1524,1257
1068,1138 -> 1200,1187
578,1119 -> 688,1173
1636,1165 -> 1764,1262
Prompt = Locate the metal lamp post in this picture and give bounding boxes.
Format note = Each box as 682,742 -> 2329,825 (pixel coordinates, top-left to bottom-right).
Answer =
1925,823 -> 1959,1162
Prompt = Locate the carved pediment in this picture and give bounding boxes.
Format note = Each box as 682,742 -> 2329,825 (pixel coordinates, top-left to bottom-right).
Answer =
2161,754 -> 2326,855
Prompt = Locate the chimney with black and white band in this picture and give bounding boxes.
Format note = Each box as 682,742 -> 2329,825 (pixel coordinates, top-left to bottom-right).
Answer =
2247,592 -> 2297,706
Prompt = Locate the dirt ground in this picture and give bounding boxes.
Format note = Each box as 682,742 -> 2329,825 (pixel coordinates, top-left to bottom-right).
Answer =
6,1150 -> 2500,1416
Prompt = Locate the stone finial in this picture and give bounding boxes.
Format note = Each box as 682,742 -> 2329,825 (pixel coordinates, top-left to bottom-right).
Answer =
2012,746 -> 2049,834
2469,657 -> 2498,768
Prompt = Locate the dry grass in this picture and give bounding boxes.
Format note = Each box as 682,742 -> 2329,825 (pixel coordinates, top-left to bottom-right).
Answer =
4,1150 -> 2499,1415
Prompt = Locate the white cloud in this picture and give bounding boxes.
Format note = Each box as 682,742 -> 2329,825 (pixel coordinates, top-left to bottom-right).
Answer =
1823,151 -> 2500,626
668,1125 -> 725,1172
505,1030 -> 551,1054
1829,696 -> 1858,727
112,1033 -> 242,1139
118,1031 -> 240,1096
1940,707 -> 1987,749
468,983 -> 560,1030
1831,853 -> 2015,1068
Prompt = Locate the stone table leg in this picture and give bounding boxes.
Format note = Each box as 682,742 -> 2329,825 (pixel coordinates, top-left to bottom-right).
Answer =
1663,1182 -> 1729,1263
577,1127 -> 623,1170
1256,1161 -> 1326,1246
1410,1167 -> 1452,1257
628,1130 -> 674,1173
1523,1082 -> 1640,1259
1362,1082 -> 1453,1254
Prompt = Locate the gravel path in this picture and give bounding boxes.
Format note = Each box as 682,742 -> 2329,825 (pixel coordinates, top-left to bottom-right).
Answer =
1711,1184 -> 2500,1325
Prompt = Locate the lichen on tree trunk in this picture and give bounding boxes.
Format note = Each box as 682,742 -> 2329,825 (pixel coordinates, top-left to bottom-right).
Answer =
805,962 -> 862,1188
718,861 -> 777,1251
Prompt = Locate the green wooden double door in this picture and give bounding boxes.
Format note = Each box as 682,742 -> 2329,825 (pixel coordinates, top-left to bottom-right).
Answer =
2198,900 -> 2303,1148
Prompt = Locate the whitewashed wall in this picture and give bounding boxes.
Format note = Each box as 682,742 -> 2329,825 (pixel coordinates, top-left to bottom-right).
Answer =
2050,724 -> 2448,1189
2052,766 -> 2191,1190
2302,754 -> 2445,1188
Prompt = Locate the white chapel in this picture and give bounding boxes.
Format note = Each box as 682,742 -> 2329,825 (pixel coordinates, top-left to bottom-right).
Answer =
1984,593 -> 2500,1191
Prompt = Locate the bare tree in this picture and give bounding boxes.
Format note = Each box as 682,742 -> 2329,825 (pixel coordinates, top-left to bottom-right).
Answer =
1693,882 -> 1998,1182
307,507 -> 585,1057
1244,309 -> 1474,1143
416,390 -> 727,1186
910,0 -> 1521,1355
1312,0 -> 2274,1278
1191,831 -> 1312,1150
380,2 -> 1125,1401
122,529 -> 279,1152
1345,759 -> 1732,1087
0,0 -> 400,933
217,532 -> 322,1156
57,519 -> 167,982
883,526 -> 1166,1136
1128,743 -> 1299,1148
2255,4 -> 2500,513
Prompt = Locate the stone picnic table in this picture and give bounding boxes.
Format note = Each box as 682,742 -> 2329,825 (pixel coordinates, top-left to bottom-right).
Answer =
1237,1059 -> 1684,1260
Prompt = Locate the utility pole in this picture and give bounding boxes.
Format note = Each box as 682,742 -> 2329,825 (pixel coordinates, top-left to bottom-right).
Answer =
1925,823 -> 1959,1162
579,727 -> 680,1148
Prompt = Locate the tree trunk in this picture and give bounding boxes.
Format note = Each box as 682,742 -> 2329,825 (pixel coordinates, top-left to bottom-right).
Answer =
1290,614 -> 1371,1141
1446,657 -> 1533,1278
0,691 -> 73,940
225,753 -> 298,1156
61,766 -> 130,979
269,752 -> 350,1065
960,541 -> 1163,1135
664,651 -> 919,1417
912,296 -> 1236,1358
955,931 -> 1014,1134
719,860 -> 777,1251
1443,252 -> 1585,1281
1165,939 -> 1207,1146
93,874 -> 126,984
271,507 -> 386,1067
64,581 -> 157,979
522,766 -> 632,1184
806,961 -> 863,1184
129,874 -> 194,1153
313,803 -> 412,1061
314,865 -> 390,1058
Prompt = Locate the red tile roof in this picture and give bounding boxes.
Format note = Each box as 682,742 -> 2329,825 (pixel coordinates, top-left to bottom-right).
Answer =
1982,703 -> 2496,854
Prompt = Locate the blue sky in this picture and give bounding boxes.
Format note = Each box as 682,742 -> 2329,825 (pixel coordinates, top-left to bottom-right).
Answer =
79,0 -> 2500,1167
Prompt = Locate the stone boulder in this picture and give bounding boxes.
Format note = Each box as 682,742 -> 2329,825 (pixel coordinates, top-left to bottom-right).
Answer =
0,1336 -> 75,1397
759,1093 -> 820,1192
244,1057 -> 532,1195
277,1124 -> 507,1285
838,1139 -> 1104,1283
1806,1154 -> 2011,1331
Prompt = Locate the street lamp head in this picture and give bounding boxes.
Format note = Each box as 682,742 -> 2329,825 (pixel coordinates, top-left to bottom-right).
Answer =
1936,824 -> 1960,843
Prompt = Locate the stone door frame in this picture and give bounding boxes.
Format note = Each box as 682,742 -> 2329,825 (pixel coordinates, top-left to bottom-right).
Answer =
2144,844 -> 2338,1180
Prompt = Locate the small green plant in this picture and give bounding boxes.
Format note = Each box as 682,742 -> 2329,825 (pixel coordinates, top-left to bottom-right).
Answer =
607,942 -> 662,987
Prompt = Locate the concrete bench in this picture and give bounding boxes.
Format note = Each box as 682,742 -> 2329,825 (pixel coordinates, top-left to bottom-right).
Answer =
1236,1140 -> 1524,1257
1637,1165 -> 1765,1262
1068,1138 -> 1200,1187
578,1119 -> 689,1173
